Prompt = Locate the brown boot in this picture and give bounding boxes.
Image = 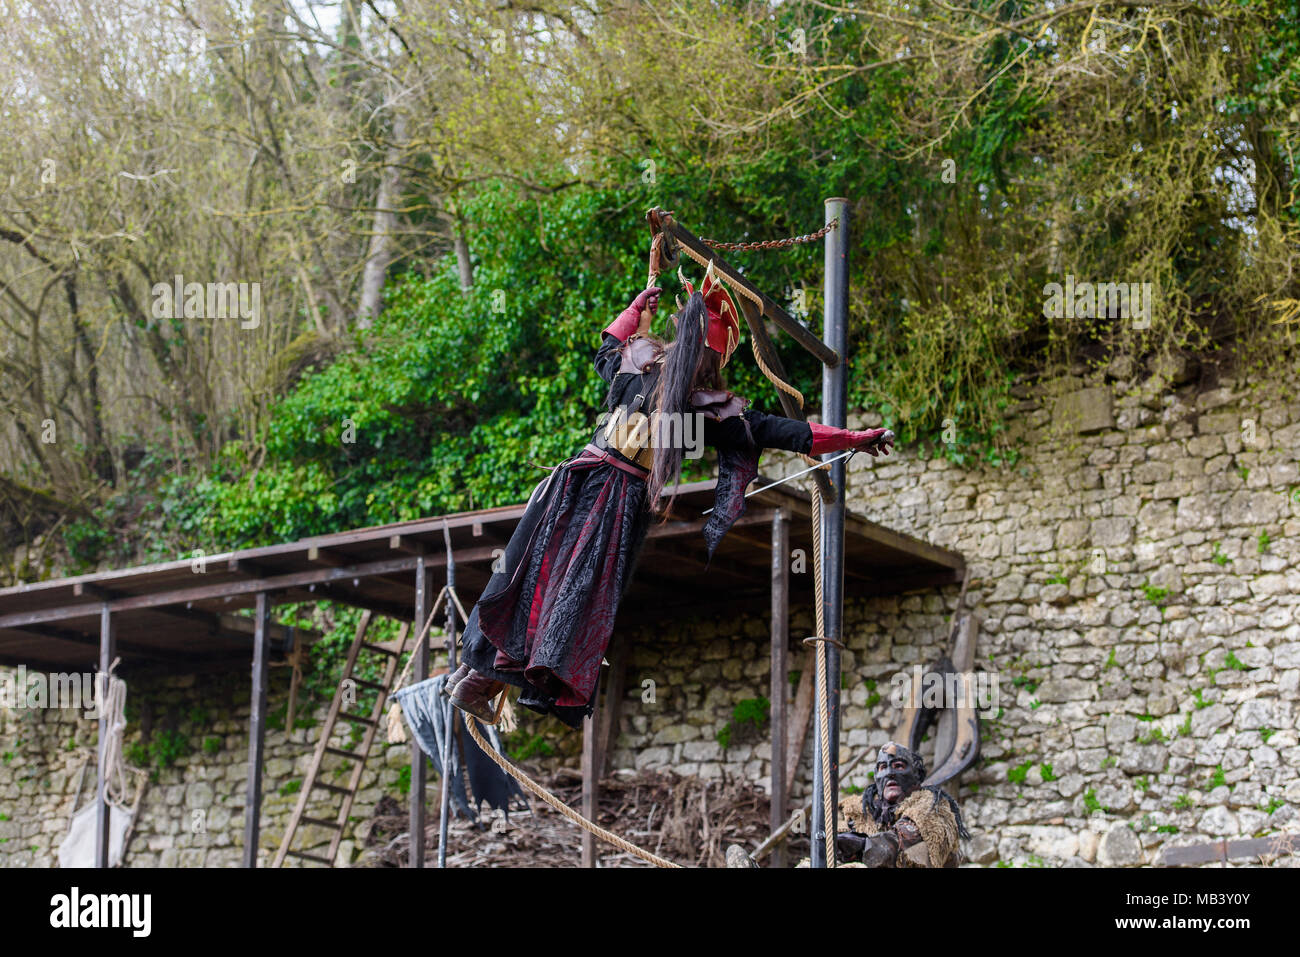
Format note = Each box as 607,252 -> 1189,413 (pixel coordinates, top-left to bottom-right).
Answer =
443,662 -> 471,696
449,669 -> 507,722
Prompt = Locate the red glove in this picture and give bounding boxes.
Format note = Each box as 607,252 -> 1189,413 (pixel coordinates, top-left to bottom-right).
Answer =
809,422 -> 893,456
603,287 -> 662,342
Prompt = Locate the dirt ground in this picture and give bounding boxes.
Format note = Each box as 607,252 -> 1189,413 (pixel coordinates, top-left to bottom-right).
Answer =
361,768 -> 809,868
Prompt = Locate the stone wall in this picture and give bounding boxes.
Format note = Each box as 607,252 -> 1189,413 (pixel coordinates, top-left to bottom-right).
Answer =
602,370 -> 1300,866
3,369 -> 1298,867
0,667 -> 431,867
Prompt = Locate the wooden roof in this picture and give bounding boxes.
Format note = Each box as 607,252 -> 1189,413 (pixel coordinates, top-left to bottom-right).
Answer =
0,477 -> 963,674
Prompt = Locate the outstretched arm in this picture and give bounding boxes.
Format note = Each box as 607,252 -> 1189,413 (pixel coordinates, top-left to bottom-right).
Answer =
595,286 -> 662,383
723,408 -> 893,456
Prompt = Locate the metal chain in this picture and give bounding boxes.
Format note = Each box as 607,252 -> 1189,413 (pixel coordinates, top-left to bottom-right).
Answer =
701,218 -> 839,252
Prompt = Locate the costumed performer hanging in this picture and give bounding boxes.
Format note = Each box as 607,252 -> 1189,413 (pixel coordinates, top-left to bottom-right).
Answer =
449,263 -> 894,728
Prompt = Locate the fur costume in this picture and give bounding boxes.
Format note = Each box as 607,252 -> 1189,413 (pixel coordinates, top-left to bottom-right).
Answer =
838,787 -> 966,868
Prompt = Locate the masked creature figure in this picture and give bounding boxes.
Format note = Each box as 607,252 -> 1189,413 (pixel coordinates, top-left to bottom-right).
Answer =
450,265 -> 894,728
836,742 -> 970,868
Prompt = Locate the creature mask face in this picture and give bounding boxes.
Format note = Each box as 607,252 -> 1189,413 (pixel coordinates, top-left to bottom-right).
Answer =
875,742 -> 923,807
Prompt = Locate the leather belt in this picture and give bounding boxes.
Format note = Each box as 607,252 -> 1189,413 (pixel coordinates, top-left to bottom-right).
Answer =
581,443 -> 651,480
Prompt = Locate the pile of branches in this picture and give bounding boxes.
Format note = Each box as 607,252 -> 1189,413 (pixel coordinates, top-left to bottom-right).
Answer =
360,769 -> 795,868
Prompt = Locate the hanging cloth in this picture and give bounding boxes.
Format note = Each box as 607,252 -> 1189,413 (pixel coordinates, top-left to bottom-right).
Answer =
392,673 -> 525,822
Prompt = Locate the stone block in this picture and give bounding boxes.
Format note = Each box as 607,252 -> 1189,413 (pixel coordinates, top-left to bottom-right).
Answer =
1055,388 -> 1115,434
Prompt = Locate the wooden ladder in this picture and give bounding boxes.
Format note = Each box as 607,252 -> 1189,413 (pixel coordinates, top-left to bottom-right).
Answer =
272,610 -> 411,867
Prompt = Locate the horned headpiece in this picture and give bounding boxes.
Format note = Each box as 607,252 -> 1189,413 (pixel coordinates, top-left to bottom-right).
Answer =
674,260 -> 742,368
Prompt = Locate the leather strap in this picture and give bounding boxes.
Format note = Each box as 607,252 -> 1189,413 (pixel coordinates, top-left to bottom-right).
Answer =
581,443 -> 651,480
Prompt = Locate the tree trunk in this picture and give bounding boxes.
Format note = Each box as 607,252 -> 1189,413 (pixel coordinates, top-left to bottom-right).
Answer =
358,112 -> 407,327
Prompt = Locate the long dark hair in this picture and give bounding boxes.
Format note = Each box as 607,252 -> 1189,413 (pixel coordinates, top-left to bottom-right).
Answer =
646,291 -> 724,513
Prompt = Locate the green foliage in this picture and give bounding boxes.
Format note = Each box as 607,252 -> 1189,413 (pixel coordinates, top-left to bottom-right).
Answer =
126,730 -> 190,771
1261,727 -> 1276,743
1211,543 -> 1230,566
202,736 -> 223,756
1104,648 -> 1118,670
717,696 -> 771,749
1224,651 -> 1249,671
1257,530 -> 1272,553
1040,763 -> 1057,783
279,779 -> 302,797
1207,765 -> 1227,789
1139,726 -> 1167,745
1011,675 -> 1039,695
505,731 -> 556,763
1134,776 -> 1150,792
1008,760 -> 1033,784
1083,789 -> 1104,814
395,765 -> 411,796
1141,582 -> 1170,610
1173,794 -> 1194,811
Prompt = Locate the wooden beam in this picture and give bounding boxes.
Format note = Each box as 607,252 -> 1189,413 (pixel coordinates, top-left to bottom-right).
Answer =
581,698 -> 600,868
1163,834 -> 1300,866
769,510 -> 790,869
785,648 -> 816,799
736,296 -> 834,503
95,604 -> 114,868
0,556 -> 426,629
410,556 -> 428,868
7,623 -> 191,665
598,636 -> 628,779
653,209 -> 840,368
242,593 -> 270,868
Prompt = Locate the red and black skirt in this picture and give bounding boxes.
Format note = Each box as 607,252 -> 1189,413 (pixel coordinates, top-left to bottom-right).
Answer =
461,446 -> 652,729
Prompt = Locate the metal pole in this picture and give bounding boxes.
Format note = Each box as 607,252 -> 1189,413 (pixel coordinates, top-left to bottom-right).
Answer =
811,197 -> 849,867
769,509 -> 790,869
410,554 -> 428,867
243,592 -> 269,867
95,604 -> 114,868
437,524 -> 457,867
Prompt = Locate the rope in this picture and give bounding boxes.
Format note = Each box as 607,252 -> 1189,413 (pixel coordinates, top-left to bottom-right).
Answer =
651,216 -> 838,867
807,494 -> 836,868
98,662 -> 130,808
461,706 -> 682,868
386,594 -> 446,745
667,233 -> 827,474
747,333 -> 827,472
391,590 -> 446,696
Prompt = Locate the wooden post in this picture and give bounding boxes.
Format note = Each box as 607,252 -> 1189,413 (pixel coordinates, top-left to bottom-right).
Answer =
412,554 -> 428,867
242,592 -> 269,867
95,603 -> 114,868
597,636 -> 627,779
769,509 -> 790,868
581,694 -> 600,867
